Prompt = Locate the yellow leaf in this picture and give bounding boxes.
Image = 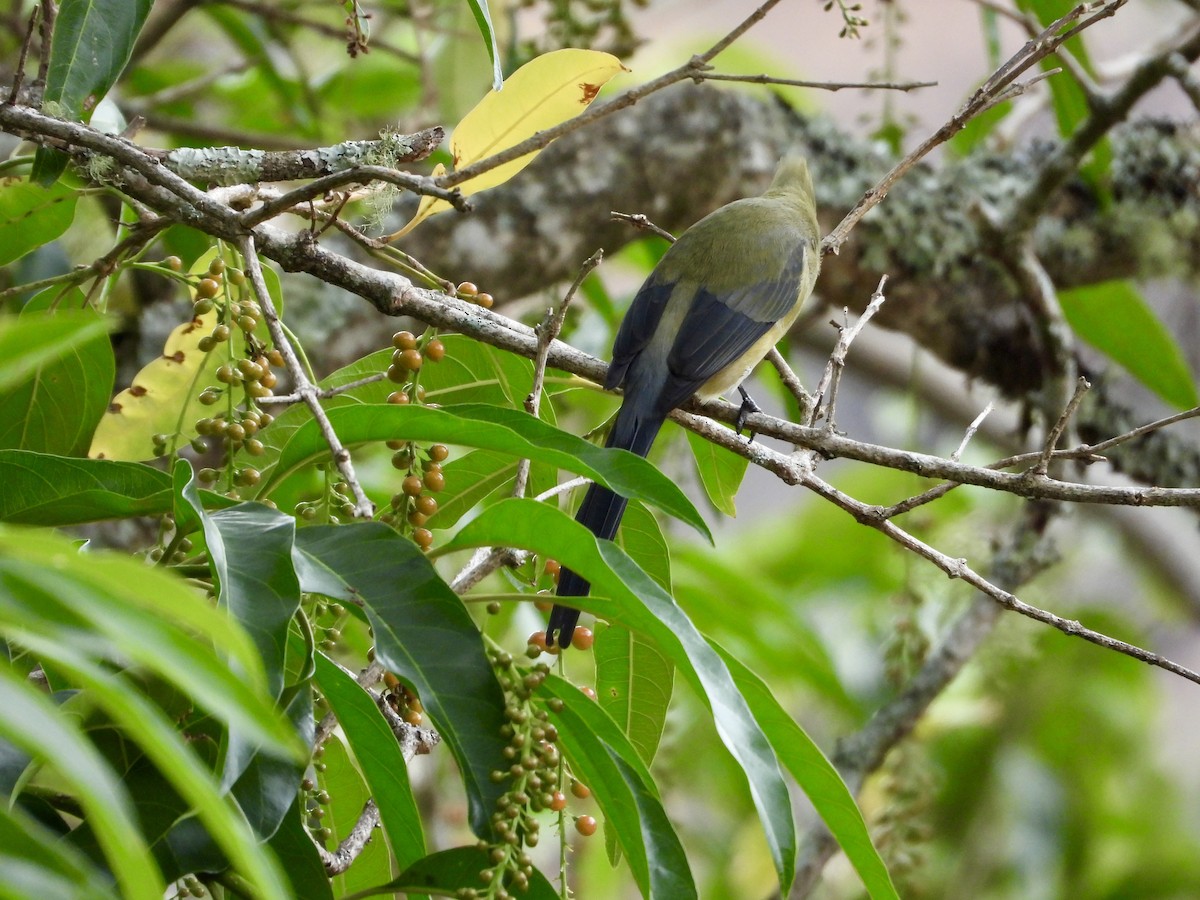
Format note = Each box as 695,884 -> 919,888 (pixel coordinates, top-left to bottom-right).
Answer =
392,48 -> 626,238
89,250 -> 251,461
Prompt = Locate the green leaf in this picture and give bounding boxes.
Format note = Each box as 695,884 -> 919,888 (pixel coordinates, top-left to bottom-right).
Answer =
350,849 -> 559,897
0,313 -> 112,394
251,336 -> 542,489
0,289 -> 115,456
0,668 -> 163,900
29,651 -> 292,898
293,524 -> 509,839
0,525 -> 301,757
539,674 -> 695,899
674,546 -> 859,717
685,426 -> 749,517
263,403 -> 711,541
0,801 -> 119,900
0,180 -> 79,265
595,623 -> 673,768
266,797 -> 335,900
1058,280 -> 1198,408
31,0 -> 154,184
348,847 -> 558,900
423,449 -> 520,529
715,648 -> 900,900
0,450 -> 238,525
466,0 -> 504,92
323,733 -> 396,894
189,496 -> 301,698
439,499 -> 796,893
314,652 -> 426,869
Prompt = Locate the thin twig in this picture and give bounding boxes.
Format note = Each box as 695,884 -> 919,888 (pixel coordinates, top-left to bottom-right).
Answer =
766,347 -> 816,420
1035,376 -> 1091,474
255,373 -> 386,406
952,402 -> 995,462
437,0 -> 788,192
7,4 -> 39,105
514,250 -> 603,500
822,0 -> 1128,256
238,235 -> 375,518
808,275 -> 889,428
790,502 -> 1055,896
802,472 -> 1200,685
695,72 -> 937,92
611,211 -> 677,243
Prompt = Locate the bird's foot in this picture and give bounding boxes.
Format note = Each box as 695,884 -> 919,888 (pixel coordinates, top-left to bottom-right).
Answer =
735,386 -> 761,441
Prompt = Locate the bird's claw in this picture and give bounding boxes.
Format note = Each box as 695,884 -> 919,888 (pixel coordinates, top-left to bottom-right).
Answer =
735,386 -> 761,442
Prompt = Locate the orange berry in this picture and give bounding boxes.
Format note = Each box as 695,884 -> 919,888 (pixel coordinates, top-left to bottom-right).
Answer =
386,364 -> 406,383
425,339 -> 446,362
423,469 -> 445,492
456,281 -> 478,297
571,780 -> 591,800
399,348 -> 422,371
571,627 -> 595,651
428,444 -> 449,462
413,527 -> 433,550
574,815 -> 597,837
475,292 -> 494,309
387,391 -> 409,404
415,494 -> 438,517
392,331 -> 418,350
402,475 -> 423,497
549,791 -> 567,811
580,686 -> 597,701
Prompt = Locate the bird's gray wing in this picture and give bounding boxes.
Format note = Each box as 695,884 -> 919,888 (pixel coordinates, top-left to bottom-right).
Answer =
658,242 -> 809,410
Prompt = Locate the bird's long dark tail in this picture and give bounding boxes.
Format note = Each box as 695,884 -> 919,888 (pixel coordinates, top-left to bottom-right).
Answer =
547,405 -> 665,648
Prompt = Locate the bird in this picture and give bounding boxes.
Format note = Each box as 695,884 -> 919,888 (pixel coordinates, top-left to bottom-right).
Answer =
547,154 -> 822,649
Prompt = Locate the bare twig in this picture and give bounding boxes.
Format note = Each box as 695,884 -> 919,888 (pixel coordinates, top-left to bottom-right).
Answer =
766,347 -> 816,420
802,472 -> 1200,685
7,4 -> 39,105
822,0 -> 1128,255
437,0 -> 789,192
317,800 -> 381,875
694,72 -> 937,92
808,275 -> 889,428
611,211 -> 677,243
255,373 -> 387,406
1007,17 -> 1200,234
951,402 -> 995,462
238,235 -> 375,518
1035,376 -> 1091,474
513,250 -> 603,500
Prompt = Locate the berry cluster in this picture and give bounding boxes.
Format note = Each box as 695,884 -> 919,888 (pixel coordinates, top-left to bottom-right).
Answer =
296,479 -> 360,525
382,670 -> 425,726
381,441 -> 448,551
465,652 -> 566,899
379,328 -> 452,551
301,751 -> 333,844
163,254 -> 285,496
